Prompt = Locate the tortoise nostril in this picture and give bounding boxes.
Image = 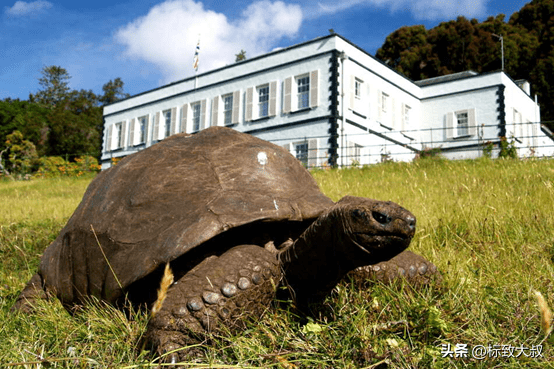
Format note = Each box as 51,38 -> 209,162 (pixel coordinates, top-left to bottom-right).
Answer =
406,215 -> 416,230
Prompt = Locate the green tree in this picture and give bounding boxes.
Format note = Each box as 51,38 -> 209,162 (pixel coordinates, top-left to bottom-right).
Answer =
99,77 -> 130,105
0,99 -> 50,156
4,130 -> 39,175
376,1 -> 554,126
46,89 -> 102,158
30,66 -> 71,108
235,50 -> 247,62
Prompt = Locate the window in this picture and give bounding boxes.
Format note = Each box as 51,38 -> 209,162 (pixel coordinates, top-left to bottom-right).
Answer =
138,116 -> 148,144
258,85 -> 269,118
114,122 -> 123,149
223,94 -> 233,125
192,103 -> 201,131
295,142 -> 308,166
456,111 -> 469,136
381,92 -> 389,113
404,105 -> 411,127
446,109 -> 476,139
355,78 -> 362,99
163,110 -> 171,138
297,75 -> 309,109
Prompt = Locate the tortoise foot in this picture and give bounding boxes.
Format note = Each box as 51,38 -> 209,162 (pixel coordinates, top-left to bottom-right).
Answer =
143,329 -> 204,367
349,250 -> 441,286
11,273 -> 49,313
144,244 -> 282,361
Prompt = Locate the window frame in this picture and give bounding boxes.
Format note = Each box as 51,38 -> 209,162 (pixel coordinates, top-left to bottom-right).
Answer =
257,84 -> 270,118
114,122 -> 123,149
355,78 -> 362,100
191,102 -> 201,132
138,115 -> 148,144
162,109 -> 171,138
456,111 -> 469,137
296,75 -> 310,110
294,142 -> 309,166
381,92 -> 389,113
404,105 -> 411,127
223,94 -> 233,125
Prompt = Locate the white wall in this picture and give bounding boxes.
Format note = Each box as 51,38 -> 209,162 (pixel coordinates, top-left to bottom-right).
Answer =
102,35 -> 551,169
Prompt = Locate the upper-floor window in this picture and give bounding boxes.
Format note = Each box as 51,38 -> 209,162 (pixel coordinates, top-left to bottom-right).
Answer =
163,109 -> 171,138
381,92 -> 389,113
297,75 -> 309,109
223,94 -> 233,125
355,78 -> 362,99
138,115 -> 148,144
115,122 -> 124,149
258,85 -> 269,118
456,111 -> 469,136
404,105 -> 411,127
192,102 -> 201,132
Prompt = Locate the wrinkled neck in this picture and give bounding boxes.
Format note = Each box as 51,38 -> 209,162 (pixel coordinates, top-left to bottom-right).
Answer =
279,210 -> 355,309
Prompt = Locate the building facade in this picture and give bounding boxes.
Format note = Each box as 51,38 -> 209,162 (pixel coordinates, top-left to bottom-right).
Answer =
101,33 -> 553,169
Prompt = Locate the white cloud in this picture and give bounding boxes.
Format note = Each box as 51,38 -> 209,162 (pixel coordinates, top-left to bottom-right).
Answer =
314,0 -> 488,20
115,0 -> 302,84
5,0 -> 52,16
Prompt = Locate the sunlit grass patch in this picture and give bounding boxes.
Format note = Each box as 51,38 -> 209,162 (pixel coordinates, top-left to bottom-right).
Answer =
1,158 -> 554,368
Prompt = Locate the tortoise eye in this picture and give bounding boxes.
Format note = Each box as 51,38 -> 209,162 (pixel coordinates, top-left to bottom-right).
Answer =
372,211 -> 392,225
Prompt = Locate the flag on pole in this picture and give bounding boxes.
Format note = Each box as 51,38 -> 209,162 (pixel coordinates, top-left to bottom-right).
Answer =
192,40 -> 200,71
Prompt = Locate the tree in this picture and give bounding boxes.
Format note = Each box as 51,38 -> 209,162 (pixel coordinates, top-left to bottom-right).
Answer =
47,89 -> 103,158
30,66 -> 71,108
235,50 -> 247,62
375,2 -> 554,127
4,130 -> 39,175
99,78 -> 130,105
0,99 -> 49,156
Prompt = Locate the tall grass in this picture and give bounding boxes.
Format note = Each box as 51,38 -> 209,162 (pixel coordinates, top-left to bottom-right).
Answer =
1,158 -> 553,368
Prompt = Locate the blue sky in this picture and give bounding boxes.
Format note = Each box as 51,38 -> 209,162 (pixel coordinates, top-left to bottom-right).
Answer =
1,0 -> 530,101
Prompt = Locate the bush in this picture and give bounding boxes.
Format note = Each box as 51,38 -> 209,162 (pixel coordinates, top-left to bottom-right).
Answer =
35,155 -> 100,178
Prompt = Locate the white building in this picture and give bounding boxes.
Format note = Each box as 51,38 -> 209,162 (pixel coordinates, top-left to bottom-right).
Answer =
101,33 -> 554,169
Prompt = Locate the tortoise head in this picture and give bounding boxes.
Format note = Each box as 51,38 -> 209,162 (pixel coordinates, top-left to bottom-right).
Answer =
333,196 -> 416,266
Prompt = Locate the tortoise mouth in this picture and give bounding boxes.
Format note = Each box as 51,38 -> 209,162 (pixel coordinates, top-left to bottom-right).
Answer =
353,233 -> 411,257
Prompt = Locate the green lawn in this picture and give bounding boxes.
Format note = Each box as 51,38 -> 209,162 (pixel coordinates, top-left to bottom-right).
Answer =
1,158 -> 553,368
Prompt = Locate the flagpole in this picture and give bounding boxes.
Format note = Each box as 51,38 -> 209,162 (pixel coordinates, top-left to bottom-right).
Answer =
193,35 -> 200,89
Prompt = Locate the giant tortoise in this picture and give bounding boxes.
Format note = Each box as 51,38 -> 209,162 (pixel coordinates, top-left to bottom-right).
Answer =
13,126 -> 437,361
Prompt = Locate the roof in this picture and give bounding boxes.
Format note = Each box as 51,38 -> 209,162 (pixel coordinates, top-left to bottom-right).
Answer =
414,71 -> 479,87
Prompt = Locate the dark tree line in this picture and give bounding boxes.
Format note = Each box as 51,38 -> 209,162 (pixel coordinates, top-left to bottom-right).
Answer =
375,0 -> 554,128
0,66 -> 129,162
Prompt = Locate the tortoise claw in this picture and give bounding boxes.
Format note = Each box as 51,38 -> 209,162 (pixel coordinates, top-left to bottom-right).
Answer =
349,250 -> 441,286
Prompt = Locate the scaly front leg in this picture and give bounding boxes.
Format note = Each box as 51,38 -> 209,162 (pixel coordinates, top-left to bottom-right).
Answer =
143,244 -> 281,364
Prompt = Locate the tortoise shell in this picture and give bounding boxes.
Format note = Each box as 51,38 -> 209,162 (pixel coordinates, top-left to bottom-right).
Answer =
39,127 -> 334,305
